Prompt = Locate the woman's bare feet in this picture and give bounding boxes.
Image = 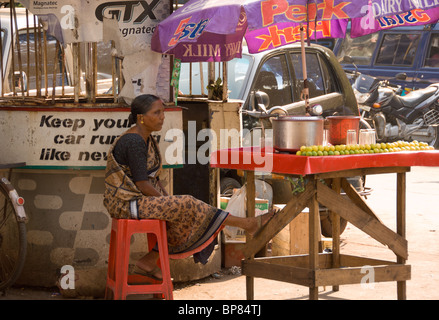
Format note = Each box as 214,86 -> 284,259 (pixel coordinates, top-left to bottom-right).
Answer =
134,251 -> 162,280
246,210 -> 275,236
224,210 -> 275,236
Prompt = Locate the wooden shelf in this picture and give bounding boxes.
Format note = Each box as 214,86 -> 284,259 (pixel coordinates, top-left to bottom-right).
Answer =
242,253 -> 411,288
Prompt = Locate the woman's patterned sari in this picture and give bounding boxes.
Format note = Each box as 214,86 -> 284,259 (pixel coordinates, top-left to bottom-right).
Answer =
103,133 -> 229,258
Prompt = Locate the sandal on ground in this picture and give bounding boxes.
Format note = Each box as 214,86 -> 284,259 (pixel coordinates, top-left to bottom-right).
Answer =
133,265 -> 162,281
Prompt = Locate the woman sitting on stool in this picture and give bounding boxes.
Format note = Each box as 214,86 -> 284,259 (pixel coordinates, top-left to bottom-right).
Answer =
103,94 -> 273,280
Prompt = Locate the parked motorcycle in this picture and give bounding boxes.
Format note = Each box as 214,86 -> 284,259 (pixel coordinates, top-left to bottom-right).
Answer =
349,67 -> 439,149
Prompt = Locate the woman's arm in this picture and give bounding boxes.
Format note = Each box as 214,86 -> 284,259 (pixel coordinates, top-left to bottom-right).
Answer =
135,180 -> 163,197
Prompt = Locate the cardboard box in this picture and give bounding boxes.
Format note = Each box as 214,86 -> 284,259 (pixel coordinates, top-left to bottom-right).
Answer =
220,197 -> 269,215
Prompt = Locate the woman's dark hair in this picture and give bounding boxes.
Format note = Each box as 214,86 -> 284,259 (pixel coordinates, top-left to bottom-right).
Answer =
128,94 -> 161,125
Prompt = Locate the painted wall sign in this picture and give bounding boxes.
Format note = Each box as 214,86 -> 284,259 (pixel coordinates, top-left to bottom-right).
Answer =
0,107 -> 183,169
18,0 -> 172,103
20,0 -> 170,44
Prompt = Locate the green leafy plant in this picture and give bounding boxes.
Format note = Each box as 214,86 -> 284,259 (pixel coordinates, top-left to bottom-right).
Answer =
207,77 -> 223,101
286,176 -> 305,195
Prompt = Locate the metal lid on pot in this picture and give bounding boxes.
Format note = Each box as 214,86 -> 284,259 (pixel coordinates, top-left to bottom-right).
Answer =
326,115 -> 361,120
273,116 -> 324,121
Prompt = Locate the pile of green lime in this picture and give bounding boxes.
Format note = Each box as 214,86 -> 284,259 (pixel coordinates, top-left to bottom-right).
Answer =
296,140 -> 434,156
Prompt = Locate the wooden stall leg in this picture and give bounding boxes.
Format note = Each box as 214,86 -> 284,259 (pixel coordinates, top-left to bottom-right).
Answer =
331,178 -> 341,292
397,172 -> 407,300
309,180 -> 319,300
246,277 -> 254,301
245,171 -> 255,300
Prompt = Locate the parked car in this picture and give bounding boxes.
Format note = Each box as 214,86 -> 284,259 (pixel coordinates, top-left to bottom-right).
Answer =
0,7 -> 113,96
333,24 -> 439,93
180,43 -> 358,118
179,43 -> 361,236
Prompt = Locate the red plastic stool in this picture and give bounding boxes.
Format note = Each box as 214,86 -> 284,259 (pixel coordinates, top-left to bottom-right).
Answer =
105,218 -> 224,300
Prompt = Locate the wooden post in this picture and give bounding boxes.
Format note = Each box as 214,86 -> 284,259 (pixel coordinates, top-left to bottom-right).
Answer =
73,43 -> 81,103
331,178 -> 341,292
309,179 -> 319,300
245,171 -> 255,300
207,62 -> 215,100
397,172 -> 407,300
222,61 -> 228,101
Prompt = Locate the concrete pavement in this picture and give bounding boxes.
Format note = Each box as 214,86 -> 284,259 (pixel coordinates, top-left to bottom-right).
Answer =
1,166 -> 438,300
173,166 -> 439,300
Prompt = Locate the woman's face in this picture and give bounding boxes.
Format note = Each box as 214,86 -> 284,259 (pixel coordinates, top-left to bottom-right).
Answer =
139,99 -> 165,132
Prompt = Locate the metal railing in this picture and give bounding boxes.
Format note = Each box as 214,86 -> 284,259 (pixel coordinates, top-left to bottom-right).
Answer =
0,1 -> 121,105
0,0 -> 227,105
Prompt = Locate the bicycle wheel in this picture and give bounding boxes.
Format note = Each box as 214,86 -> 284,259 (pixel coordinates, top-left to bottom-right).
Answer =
0,177 -> 27,292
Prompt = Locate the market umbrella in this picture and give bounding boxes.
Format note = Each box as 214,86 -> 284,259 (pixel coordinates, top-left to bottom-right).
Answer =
151,0 -> 439,104
152,0 -> 248,62
152,0 -> 439,60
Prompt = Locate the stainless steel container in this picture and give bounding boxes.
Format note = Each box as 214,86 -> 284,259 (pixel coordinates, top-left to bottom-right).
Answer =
272,116 -> 324,152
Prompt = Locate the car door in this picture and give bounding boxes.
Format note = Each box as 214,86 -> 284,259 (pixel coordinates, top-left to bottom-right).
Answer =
250,51 -> 294,110
241,50 -> 294,132
246,46 -> 353,117
372,31 -> 422,90
414,30 -> 439,89
286,48 -> 348,116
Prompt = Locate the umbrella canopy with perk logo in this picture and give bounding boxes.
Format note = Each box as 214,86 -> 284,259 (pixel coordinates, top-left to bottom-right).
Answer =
152,0 -> 439,106
151,0 -> 439,62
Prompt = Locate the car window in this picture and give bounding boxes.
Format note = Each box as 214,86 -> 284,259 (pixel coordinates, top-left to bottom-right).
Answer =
80,41 -> 114,80
253,54 -> 292,107
424,33 -> 439,68
0,28 -> 6,57
178,54 -> 252,99
319,53 -> 340,94
336,33 -> 378,65
290,52 -> 339,98
227,55 -> 252,99
13,31 -> 65,92
376,33 -> 420,66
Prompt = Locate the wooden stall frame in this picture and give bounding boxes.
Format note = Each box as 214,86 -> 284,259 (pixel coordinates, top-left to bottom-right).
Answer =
241,167 -> 411,300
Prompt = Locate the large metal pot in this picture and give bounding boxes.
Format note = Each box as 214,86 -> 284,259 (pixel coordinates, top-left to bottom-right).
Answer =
326,116 -> 361,145
272,116 -> 324,152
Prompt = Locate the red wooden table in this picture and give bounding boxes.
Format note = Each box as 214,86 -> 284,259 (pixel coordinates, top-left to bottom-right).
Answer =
211,148 -> 439,300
